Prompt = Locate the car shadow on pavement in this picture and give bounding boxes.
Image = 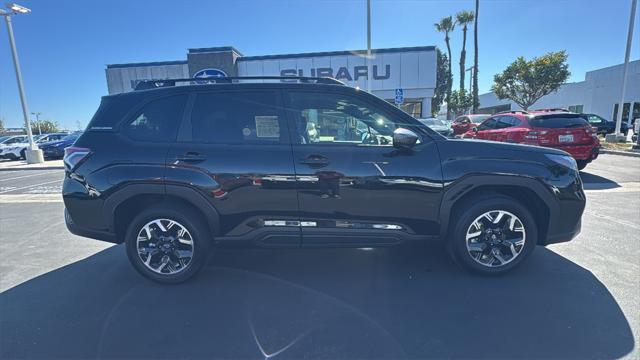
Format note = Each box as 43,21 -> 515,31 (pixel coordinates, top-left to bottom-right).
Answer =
580,171 -> 620,190
0,243 -> 634,359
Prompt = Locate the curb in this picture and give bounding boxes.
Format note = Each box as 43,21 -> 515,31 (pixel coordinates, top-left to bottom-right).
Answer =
600,148 -> 640,158
0,166 -> 64,171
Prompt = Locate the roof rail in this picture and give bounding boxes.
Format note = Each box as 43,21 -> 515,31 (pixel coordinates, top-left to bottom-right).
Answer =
134,76 -> 345,90
533,108 -> 570,112
495,110 -> 530,115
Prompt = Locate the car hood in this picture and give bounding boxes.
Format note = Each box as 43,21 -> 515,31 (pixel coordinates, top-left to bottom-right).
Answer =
39,140 -> 71,148
445,138 -> 568,156
428,125 -> 451,132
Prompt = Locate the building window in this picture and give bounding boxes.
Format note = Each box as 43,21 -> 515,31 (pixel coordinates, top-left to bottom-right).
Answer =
568,105 -> 583,113
631,102 -> 640,124
478,104 -> 511,115
613,102 -> 632,123
386,99 -> 423,118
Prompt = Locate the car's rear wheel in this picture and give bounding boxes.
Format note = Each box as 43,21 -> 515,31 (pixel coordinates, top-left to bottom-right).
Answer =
449,195 -> 537,275
19,149 -> 26,160
125,205 -> 211,284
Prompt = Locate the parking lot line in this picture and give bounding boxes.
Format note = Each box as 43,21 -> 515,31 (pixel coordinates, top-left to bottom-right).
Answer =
0,171 -> 53,182
0,194 -> 62,203
0,179 -> 63,194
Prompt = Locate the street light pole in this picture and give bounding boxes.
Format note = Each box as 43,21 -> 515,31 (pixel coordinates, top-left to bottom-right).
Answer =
1,3 -> 43,163
466,67 -> 474,114
31,112 -> 41,135
609,0 -> 637,142
366,0 -> 372,94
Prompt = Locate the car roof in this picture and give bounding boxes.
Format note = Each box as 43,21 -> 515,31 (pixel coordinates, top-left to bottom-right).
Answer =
111,82 -> 352,100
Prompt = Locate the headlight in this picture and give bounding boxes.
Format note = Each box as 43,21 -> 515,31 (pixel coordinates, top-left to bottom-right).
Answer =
545,154 -> 577,171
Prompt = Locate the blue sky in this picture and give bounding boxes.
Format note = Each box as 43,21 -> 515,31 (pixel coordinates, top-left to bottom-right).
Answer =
1,0 -> 638,129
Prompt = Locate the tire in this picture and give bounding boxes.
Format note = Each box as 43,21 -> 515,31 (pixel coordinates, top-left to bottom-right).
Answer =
125,204 -> 211,284
19,149 -> 26,160
448,195 -> 537,275
577,160 -> 588,171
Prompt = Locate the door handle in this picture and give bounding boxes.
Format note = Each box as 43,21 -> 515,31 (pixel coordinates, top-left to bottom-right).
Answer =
299,155 -> 329,167
176,151 -> 206,163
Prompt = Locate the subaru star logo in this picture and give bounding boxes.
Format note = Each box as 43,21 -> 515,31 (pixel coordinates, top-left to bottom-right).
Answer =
194,68 -> 227,80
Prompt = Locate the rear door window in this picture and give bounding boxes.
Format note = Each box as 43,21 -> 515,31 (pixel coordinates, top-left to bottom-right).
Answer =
530,115 -> 589,128
477,118 -> 497,131
189,91 -> 286,144
123,95 -> 187,142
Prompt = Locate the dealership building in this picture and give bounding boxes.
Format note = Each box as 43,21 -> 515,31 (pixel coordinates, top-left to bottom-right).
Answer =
478,60 -> 640,123
105,46 -> 437,118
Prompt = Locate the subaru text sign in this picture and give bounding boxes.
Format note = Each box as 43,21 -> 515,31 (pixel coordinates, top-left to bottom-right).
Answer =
395,89 -> 404,105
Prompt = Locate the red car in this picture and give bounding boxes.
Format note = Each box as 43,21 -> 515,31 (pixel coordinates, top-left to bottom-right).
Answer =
451,114 -> 491,136
463,110 -> 600,170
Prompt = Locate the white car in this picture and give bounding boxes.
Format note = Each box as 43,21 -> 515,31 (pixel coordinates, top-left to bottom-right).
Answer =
0,133 -> 68,160
0,135 -> 28,159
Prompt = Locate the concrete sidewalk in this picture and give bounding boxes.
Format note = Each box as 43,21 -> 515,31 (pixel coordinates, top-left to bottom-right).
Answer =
0,159 -> 64,171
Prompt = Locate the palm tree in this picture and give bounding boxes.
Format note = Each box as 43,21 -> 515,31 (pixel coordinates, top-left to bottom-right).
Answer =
472,0 -> 480,112
434,16 -> 455,118
456,10 -> 475,92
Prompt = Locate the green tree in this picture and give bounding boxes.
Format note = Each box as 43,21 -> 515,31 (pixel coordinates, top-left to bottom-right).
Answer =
456,10 -> 475,92
31,119 -> 60,134
492,51 -> 570,110
449,89 -> 473,116
432,49 -> 449,116
472,0 -> 480,112
434,16 -> 455,118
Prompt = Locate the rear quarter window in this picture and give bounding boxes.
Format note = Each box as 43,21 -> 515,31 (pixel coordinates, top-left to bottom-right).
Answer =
529,115 -> 589,128
122,95 -> 187,142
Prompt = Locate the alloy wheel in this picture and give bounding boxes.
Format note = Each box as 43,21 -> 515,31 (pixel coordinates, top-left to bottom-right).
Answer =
465,210 -> 526,267
136,219 -> 194,275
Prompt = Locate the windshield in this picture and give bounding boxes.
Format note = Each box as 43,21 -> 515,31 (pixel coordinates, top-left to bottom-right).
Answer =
530,115 -> 589,128
0,136 -> 9,143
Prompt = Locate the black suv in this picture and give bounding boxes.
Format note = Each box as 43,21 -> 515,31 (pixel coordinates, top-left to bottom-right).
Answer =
63,77 -> 585,283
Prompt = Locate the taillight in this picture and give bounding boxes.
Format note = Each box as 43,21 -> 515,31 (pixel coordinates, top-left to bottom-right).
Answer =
524,130 -> 548,143
64,146 -> 91,169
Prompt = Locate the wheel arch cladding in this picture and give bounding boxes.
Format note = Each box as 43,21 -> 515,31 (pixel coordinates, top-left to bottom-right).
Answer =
111,189 -> 220,243
440,177 -> 552,244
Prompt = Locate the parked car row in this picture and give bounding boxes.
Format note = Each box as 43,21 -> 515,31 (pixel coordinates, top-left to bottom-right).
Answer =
0,132 -> 81,160
456,109 -> 600,170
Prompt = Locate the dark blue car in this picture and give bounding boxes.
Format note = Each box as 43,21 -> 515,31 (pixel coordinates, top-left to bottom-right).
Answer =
39,132 -> 82,159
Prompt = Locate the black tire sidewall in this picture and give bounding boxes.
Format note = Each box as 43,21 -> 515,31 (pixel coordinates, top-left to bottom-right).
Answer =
450,196 -> 537,275
125,206 -> 211,284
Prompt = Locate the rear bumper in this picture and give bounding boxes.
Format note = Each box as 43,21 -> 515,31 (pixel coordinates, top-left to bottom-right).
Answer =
555,144 -> 599,160
65,207 -> 117,243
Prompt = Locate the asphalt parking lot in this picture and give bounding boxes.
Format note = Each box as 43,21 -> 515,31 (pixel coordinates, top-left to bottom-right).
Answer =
0,154 -> 638,359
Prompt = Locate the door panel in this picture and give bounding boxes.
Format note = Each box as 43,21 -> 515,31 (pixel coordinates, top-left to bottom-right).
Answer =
284,90 -> 443,245
165,90 -> 300,245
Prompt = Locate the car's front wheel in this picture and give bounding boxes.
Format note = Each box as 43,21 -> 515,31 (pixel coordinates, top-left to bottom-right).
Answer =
125,205 -> 211,284
449,195 -> 537,275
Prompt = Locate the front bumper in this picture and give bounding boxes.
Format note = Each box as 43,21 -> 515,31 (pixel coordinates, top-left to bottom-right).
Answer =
541,174 -> 586,245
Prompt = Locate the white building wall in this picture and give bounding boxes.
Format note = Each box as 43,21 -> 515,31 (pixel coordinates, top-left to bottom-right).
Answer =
105,63 -> 189,94
478,60 -> 640,121
237,49 -> 436,104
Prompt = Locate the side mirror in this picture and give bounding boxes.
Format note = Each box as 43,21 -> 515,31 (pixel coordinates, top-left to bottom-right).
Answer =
472,126 -> 478,133
393,128 -> 419,149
